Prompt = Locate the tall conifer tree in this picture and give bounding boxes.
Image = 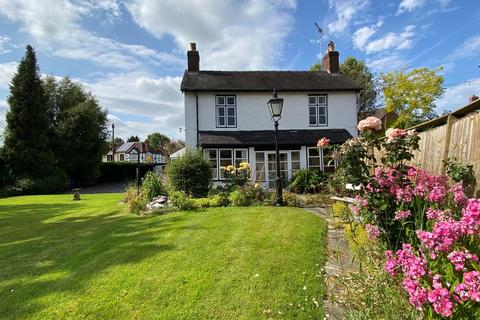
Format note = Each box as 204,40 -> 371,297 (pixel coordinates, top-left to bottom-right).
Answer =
3,45 -> 55,178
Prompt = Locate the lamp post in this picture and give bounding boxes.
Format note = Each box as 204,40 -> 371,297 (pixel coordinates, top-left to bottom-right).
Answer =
132,146 -> 141,190
267,89 -> 284,206
111,123 -> 115,162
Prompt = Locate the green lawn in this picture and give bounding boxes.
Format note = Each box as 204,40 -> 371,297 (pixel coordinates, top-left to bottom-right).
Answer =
0,194 -> 327,319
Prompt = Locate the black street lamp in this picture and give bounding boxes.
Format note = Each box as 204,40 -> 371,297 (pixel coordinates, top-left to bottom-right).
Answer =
111,123 -> 115,162
132,146 -> 141,190
267,89 -> 284,206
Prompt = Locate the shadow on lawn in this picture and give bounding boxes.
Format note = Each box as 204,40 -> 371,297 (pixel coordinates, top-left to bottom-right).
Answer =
0,200 -> 193,318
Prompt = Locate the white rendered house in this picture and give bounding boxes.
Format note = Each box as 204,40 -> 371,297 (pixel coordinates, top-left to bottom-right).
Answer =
181,42 -> 359,187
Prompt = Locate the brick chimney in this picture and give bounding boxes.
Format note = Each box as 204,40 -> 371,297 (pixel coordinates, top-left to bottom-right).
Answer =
187,42 -> 199,72
322,41 -> 339,74
469,94 -> 479,103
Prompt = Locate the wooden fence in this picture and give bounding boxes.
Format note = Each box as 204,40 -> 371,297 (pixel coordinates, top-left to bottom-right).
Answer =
373,99 -> 480,193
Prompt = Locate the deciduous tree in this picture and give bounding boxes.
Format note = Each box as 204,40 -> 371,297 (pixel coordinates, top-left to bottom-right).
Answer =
381,67 -> 444,128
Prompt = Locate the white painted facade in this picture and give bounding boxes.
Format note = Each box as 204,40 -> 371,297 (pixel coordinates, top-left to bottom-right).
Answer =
183,90 -> 357,186
185,91 -> 357,148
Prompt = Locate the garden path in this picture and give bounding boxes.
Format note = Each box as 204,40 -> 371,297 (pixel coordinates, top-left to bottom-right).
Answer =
307,206 -> 358,320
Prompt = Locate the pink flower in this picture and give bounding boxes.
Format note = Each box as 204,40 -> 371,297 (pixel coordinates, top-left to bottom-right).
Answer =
463,271 -> 480,302
403,278 -> 428,310
461,199 -> 480,235
447,250 -> 478,271
450,182 -> 467,205
384,250 -> 397,276
365,224 -> 380,240
427,288 -> 454,317
394,210 -> 411,220
317,137 -> 330,148
357,116 -> 382,132
454,283 -> 469,302
386,128 -> 407,142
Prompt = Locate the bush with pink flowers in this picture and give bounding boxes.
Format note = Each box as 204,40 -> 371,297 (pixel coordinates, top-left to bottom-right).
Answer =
337,117 -> 480,318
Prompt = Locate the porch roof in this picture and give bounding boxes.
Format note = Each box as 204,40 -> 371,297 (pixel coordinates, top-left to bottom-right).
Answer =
198,129 -> 353,148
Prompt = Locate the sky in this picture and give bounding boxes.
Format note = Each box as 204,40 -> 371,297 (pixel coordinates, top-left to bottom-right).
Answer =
0,0 -> 479,141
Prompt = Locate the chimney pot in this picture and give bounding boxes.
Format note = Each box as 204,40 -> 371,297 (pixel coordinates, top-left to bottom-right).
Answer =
187,42 -> 200,72
327,41 -> 335,52
470,95 -> 479,103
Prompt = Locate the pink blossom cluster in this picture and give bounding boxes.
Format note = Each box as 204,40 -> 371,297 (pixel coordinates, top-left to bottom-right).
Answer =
365,224 -> 380,240
357,116 -> 382,132
385,128 -> 407,143
394,209 -> 411,220
447,250 -> 478,271
372,166 -> 451,205
456,271 -> 480,302
428,286 -> 454,317
317,137 -> 330,148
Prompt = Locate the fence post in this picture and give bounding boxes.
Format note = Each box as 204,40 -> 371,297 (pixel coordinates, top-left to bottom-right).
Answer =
440,114 -> 454,174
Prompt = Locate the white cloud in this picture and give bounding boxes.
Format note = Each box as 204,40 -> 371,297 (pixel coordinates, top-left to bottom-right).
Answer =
397,0 -> 426,15
358,25 -> 416,54
367,54 -> 408,72
451,35 -> 480,59
0,0 -> 182,70
327,0 -> 369,34
435,78 -> 480,112
126,0 -> 296,70
0,61 -> 17,89
81,72 -> 184,140
353,26 -> 377,50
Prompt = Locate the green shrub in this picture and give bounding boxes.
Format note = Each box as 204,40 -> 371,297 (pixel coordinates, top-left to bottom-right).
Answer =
166,150 -> 212,197
191,195 -> 226,208
303,193 -> 331,207
289,168 -> 328,193
229,183 -> 269,206
168,190 -> 195,211
282,191 -> 304,207
444,157 -> 476,196
326,167 -> 349,196
141,171 -> 166,201
8,169 -> 68,195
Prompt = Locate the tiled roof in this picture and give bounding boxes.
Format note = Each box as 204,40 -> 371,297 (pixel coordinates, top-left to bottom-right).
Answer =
198,129 -> 352,147
181,70 -> 361,92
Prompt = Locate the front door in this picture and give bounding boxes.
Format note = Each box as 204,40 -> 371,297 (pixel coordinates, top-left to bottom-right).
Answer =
266,152 -> 288,189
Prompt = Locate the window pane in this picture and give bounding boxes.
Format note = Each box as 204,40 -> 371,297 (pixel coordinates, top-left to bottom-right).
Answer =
216,96 -> 225,105
218,117 -> 225,126
309,158 -> 320,167
318,107 -> 325,115
226,96 -> 235,105
308,148 -> 319,157
318,96 -> 326,104
220,150 -> 232,159
309,116 -> 317,125
292,162 -> 300,170
227,116 -> 235,126
291,151 -> 300,161
236,150 -> 247,159
256,152 -> 264,162
308,96 -> 316,104
218,107 -> 225,116
319,115 -> 326,124
309,106 -> 316,116
227,107 -> 235,116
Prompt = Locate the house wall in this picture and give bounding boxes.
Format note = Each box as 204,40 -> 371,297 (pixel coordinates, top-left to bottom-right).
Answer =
184,91 -> 357,148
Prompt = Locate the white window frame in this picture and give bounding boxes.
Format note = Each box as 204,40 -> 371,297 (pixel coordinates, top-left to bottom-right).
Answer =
204,148 -> 248,180
307,147 -> 337,171
308,94 -> 328,126
216,95 -> 236,128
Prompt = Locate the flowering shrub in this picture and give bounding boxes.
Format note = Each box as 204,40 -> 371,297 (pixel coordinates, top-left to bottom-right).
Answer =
336,117 -> 480,317
222,162 -> 251,190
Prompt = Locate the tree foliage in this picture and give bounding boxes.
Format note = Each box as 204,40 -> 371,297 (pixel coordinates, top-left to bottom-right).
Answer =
127,135 -> 140,142
381,67 -> 444,128
166,150 -> 211,197
44,76 -> 109,184
3,45 -> 56,179
311,56 -> 377,117
146,132 -> 170,154
110,137 -> 124,150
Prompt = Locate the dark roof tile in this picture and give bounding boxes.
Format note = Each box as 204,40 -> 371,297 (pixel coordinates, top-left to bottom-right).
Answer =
181,70 -> 361,92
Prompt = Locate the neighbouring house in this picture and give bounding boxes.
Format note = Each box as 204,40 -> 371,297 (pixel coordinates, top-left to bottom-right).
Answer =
180,42 -> 360,187
369,107 -> 398,130
103,142 -> 166,164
